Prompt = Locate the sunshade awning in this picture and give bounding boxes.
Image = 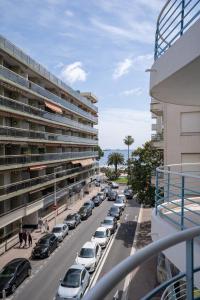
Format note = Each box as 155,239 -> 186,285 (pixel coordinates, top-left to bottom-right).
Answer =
29,165 -> 47,171
44,101 -> 63,114
72,158 -> 94,167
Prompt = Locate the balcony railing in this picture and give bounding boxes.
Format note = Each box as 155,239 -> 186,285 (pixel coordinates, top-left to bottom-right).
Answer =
0,65 -> 98,123
0,35 -> 98,112
155,163 -> 200,231
0,151 -> 98,167
0,165 -> 95,197
0,126 -> 98,145
155,0 -> 200,59
0,95 -> 98,135
151,132 -> 163,142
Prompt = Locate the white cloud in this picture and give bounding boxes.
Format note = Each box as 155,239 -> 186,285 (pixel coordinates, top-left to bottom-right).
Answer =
113,58 -> 132,79
122,88 -> 143,96
98,108 -> 151,149
64,10 -> 74,17
60,61 -> 87,84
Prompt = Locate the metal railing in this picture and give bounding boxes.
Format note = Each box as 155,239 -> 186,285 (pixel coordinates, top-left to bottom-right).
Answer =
0,151 -> 98,166
151,132 -> 164,142
83,227 -> 200,300
155,0 -> 200,59
0,35 -> 98,112
0,65 -> 98,123
0,125 -> 98,145
0,95 -> 98,134
155,163 -> 200,230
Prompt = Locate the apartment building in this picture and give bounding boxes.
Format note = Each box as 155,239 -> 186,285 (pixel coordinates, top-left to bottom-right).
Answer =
0,35 -> 99,243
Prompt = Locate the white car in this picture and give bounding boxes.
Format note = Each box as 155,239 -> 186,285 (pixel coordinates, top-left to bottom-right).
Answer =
91,227 -> 110,248
75,241 -> 102,272
111,182 -> 119,189
52,224 -> 69,242
55,264 -> 90,300
113,195 -> 126,211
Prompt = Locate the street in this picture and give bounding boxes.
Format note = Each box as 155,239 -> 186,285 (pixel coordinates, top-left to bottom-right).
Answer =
9,187 -> 140,300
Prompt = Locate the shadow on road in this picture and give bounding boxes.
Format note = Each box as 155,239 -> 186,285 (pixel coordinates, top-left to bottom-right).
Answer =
115,220 -> 137,249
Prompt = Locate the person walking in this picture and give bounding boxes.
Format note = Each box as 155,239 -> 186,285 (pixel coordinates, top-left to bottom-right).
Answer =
38,217 -> 43,232
23,230 -> 27,248
19,230 -> 23,248
44,220 -> 49,233
28,232 -> 32,247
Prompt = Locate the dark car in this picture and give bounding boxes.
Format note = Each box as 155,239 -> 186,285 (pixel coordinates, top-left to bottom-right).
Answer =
104,187 -> 111,197
107,190 -> 118,201
108,206 -> 121,220
101,216 -> 118,234
92,195 -> 102,206
64,213 -> 81,229
83,200 -> 95,210
79,206 -> 92,220
124,189 -> 133,199
97,192 -> 106,201
0,258 -> 31,297
32,233 -> 58,259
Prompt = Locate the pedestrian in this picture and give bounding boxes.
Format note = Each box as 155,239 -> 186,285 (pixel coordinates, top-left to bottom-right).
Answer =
19,230 -> 23,248
44,220 -> 49,233
28,232 -> 32,247
23,230 -> 27,248
38,217 -> 43,232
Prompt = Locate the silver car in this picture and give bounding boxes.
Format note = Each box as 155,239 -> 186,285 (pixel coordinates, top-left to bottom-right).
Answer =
55,264 -> 90,300
52,224 -> 69,242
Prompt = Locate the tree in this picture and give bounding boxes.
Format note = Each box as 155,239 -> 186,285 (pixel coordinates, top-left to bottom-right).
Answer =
95,145 -> 104,160
124,135 -> 134,183
107,152 -> 124,175
129,141 -> 163,206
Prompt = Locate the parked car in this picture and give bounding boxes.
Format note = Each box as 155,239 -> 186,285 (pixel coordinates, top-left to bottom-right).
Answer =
108,206 -> 121,220
92,195 -> 102,206
104,186 -> 111,197
107,190 -> 118,201
52,224 -> 69,242
55,264 -> 90,300
101,216 -> 118,234
83,200 -> 95,210
0,258 -> 31,297
64,213 -> 81,229
75,241 -> 102,272
124,188 -> 133,199
95,181 -> 100,187
97,192 -> 106,201
113,196 -> 126,211
91,227 -> 110,248
111,182 -> 119,189
32,233 -> 58,259
78,206 -> 92,220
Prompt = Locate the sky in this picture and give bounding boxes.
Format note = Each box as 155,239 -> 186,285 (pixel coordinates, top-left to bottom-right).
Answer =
0,0 -> 165,149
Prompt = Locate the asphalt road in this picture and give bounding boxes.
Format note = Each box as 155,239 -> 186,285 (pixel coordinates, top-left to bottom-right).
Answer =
10,188 -> 140,300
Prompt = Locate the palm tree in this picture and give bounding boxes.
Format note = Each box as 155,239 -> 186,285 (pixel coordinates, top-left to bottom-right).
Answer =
107,152 -> 124,174
124,135 -> 134,161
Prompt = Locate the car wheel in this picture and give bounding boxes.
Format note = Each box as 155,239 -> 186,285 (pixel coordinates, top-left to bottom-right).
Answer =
11,284 -> 16,294
27,268 -> 31,277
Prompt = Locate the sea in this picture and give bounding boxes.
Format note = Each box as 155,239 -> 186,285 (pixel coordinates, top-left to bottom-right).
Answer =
99,149 -> 131,167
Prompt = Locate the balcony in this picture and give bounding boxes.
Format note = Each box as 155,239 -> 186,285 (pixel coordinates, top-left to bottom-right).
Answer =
0,126 -> 98,146
150,0 -> 200,106
0,95 -> 98,135
0,65 -> 98,123
0,165 -> 96,201
150,100 -> 163,115
0,35 -> 98,113
151,133 -> 164,149
0,151 -> 98,170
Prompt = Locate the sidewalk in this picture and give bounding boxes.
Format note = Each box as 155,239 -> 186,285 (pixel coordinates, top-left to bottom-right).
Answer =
0,186 -> 99,269
127,207 -> 159,300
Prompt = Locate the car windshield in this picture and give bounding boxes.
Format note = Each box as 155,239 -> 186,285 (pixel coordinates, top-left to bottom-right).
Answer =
0,265 -> 16,277
52,227 -> 62,233
94,231 -> 106,238
62,269 -> 81,288
66,214 -> 75,221
37,239 -> 49,246
79,248 -> 94,258
103,219 -> 112,225
110,207 -> 118,212
116,198 -> 123,203
83,202 -> 90,206
79,207 -> 86,213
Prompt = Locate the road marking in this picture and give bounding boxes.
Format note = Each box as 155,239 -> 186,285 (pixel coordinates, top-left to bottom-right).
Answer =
121,205 -> 143,300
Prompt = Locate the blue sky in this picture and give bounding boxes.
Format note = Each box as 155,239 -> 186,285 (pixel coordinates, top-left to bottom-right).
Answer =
0,0 -> 164,149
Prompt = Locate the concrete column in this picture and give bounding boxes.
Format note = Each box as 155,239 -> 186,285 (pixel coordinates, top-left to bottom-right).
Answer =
0,55 -> 4,65
23,211 -> 38,226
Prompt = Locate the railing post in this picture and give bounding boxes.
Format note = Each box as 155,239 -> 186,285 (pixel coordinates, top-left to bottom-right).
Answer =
181,0 -> 185,35
181,176 -> 185,230
167,166 -> 170,202
155,169 -> 159,215
186,239 -> 194,300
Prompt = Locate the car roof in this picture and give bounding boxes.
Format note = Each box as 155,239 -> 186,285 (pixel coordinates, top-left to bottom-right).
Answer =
118,194 -> 125,197
53,224 -> 65,228
104,216 -> 115,221
82,241 -> 96,249
95,227 -> 107,232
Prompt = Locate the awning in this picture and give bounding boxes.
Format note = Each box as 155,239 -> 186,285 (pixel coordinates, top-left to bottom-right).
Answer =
72,158 -> 94,167
44,101 -> 63,114
29,165 -> 47,171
